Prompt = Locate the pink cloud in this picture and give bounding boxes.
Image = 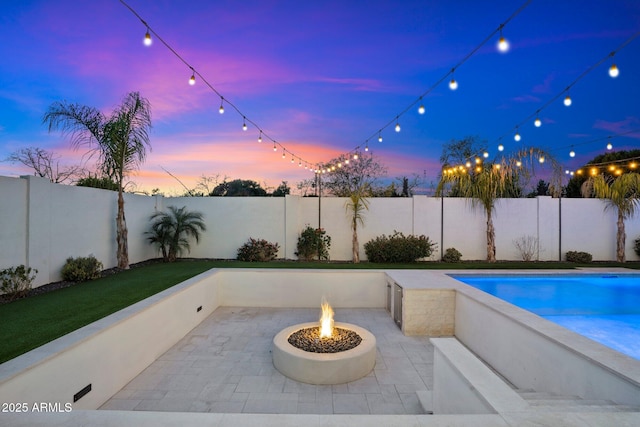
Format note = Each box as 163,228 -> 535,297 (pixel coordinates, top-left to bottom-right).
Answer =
593,117 -> 640,137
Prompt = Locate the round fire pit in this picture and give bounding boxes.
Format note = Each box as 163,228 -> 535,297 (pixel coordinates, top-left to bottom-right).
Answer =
272,322 -> 376,385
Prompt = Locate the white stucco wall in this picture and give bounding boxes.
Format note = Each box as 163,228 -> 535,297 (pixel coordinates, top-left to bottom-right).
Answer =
1,175 -> 639,287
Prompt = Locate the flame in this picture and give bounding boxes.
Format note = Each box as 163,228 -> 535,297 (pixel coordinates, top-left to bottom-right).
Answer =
319,298 -> 334,338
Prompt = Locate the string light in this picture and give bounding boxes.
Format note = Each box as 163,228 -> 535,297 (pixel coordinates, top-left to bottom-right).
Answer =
189,68 -> 196,86
514,128 -> 521,142
449,69 -> 459,91
609,63 -> 619,78
607,138 -> 613,150
418,103 -> 425,114
143,28 -> 152,46
534,113 -> 541,127
365,143 -> 369,152
258,131 -> 262,143
219,98 -> 225,114
538,156 -> 545,164
498,144 -> 504,151
273,143 -> 277,152
563,93 -> 572,107
242,117 -> 247,131
483,151 -> 489,158
395,118 -> 401,132
378,132 -> 383,143
497,26 -> 510,52
569,149 -> 575,157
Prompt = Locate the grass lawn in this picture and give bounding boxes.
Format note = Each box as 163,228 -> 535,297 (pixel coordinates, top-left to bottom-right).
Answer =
1,259 -> 638,364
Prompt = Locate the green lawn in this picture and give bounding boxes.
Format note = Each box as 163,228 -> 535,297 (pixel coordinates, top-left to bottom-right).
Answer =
1,259 -> 638,364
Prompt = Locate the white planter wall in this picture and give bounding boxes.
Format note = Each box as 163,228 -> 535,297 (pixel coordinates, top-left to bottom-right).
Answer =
1,175 -> 639,286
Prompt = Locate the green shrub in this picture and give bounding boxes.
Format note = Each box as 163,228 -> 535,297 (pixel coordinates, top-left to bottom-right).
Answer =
0,265 -> 37,301
442,247 -> 462,263
565,251 -> 592,263
61,255 -> 103,282
634,236 -> 640,257
295,226 -> 331,261
237,238 -> 280,262
364,231 -> 436,263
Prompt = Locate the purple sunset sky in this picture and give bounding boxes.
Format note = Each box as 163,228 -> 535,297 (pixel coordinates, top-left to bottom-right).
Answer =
1,0 -> 639,194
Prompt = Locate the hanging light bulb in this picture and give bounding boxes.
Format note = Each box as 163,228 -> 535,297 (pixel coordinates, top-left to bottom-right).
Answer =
282,151 -> 286,159
299,161 -> 302,167
497,28 -> 509,53
483,151 -> 489,158
418,104 -> 425,115
570,171 -> 574,176
563,94 -> 572,107
475,157 -> 481,164
189,70 -> 196,86
273,143 -> 277,152
291,156 -> 294,163
609,63 -> 619,78
449,77 -> 458,90
538,156 -> 545,164
365,143 -> 369,152
466,161 -> 472,168
353,154 -> 359,160
242,118 -> 247,131
534,117 -> 541,127
258,131 -> 263,143
516,160 -> 522,167
345,159 -> 349,165
498,144 -> 504,151
569,149 -> 575,157
514,129 -> 521,142
606,139 -> 613,150
219,99 -> 225,114
144,28 -> 152,46
378,133 -> 383,143
395,118 -> 401,132
338,162 -> 342,168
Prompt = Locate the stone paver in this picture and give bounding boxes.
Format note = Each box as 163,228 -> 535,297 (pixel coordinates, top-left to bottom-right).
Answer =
101,307 -> 434,414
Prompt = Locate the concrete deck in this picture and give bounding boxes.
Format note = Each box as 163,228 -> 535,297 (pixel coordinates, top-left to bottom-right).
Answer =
100,307 -> 433,415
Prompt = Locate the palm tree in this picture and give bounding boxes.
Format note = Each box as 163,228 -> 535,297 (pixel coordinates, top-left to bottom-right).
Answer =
146,206 -> 207,262
345,191 -> 370,263
43,92 -> 152,269
437,147 -> 559,262
581,172 -> 640,262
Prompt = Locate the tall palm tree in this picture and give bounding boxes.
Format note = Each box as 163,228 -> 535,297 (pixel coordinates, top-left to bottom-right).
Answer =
146,206 -> 207,262
345,191 -> 369,263
581,172 -> 640,262
43,92 -> 152,269
437,147 -> 559,262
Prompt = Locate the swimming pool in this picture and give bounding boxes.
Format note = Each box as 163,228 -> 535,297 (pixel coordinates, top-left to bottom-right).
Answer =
451,274 -> 640,360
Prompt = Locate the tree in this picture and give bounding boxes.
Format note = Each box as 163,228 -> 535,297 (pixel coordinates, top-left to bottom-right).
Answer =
76,175 -> 119,191
565,149 -> 640,198
5,147 -> 84,183
146,206 -> 206,262
211,179 -> 267,196
43,92 -> 152,269
345,190 -> 369,263
526,179 -> 550,198
581,172 -> 640,262
440,136 -> 487,169
437,147 -> 559,262
320,151 -> 387,197
271,181 -> 291,197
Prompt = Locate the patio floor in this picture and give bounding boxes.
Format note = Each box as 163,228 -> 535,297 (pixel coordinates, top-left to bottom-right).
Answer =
100,307 -> 433,415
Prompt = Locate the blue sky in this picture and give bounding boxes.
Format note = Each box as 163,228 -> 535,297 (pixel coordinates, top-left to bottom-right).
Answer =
1,0 -> 639,194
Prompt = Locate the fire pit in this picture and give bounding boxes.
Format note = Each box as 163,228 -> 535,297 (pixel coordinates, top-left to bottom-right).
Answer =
272,299 -> 376,384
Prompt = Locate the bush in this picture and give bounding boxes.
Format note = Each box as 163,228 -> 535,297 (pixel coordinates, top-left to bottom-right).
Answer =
364,231 -> 436,263
61,255 -> 103,282
565,251 -> 592,263
513,235 -> 540,261
442,247 -> 462,263
237,238 -> 280,262
295,226 -> 331,261
635,236 -> 640,257
0,265 -> 37,301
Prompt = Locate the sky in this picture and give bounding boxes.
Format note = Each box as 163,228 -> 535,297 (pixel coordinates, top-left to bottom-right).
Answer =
1,0 -> 639,195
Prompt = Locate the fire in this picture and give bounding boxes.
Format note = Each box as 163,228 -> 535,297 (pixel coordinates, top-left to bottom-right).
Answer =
319,298 -> 334,338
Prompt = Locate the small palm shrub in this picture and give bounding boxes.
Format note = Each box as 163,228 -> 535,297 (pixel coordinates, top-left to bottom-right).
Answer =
634,236 -> 640,257
146,206 -> 206,262
237,238 -> 280,262
1,265 -> 37,301
61,255 -> 103,282
295,226 -> 331,261
565,251 -> 593,263
442,247 -> 462,263
364,231 -> 436,263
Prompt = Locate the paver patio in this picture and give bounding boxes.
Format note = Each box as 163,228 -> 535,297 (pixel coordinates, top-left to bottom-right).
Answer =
101,307 -> 433,414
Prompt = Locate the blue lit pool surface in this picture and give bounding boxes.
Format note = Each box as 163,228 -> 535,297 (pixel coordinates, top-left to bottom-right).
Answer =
451,274 -> 640,360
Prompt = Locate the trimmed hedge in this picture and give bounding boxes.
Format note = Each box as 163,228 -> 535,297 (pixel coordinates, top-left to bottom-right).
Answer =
364,231 -> 436,263
565,251 -> 592,263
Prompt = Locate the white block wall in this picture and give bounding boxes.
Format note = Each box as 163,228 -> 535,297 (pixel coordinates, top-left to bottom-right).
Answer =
1,175 -> 639,286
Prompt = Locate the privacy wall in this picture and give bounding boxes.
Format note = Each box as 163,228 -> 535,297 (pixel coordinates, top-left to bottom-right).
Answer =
2,176 -> 639,286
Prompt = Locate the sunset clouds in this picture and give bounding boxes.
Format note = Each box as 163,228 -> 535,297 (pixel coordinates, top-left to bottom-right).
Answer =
1,0 -> 639,194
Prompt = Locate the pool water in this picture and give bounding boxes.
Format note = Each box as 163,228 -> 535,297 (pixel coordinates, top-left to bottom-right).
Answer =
451,275 -> 640,360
